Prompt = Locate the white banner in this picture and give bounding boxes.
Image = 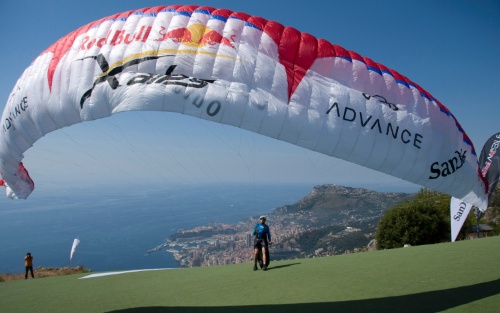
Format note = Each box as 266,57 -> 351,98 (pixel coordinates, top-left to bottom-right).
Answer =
450,197 -> 473,242
70,238 -> 80,261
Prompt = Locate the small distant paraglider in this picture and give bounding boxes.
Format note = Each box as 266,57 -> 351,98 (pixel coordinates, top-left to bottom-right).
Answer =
70,238 -> 80,261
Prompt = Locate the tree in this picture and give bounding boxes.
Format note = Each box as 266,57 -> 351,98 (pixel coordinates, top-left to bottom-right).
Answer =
489,184 -> 500,207
375,189 -> 474,249
482,184 -> 500,235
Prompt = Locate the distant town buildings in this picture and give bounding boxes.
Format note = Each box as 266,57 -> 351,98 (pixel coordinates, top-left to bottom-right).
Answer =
147,184 -> 405,268
156,212 -> 367,268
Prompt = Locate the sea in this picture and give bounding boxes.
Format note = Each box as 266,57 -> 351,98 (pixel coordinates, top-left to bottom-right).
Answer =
0,183 -> 314,274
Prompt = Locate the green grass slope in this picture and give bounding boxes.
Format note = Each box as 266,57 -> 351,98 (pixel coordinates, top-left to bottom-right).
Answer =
2,236 -> 500,313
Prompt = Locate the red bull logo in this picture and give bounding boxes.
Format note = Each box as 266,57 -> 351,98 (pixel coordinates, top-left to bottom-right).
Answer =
80,26 -> 152,51
156,24 -> 234,48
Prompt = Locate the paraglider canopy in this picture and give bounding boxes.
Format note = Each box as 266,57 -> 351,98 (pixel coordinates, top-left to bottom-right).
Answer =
0,4 -> 488,210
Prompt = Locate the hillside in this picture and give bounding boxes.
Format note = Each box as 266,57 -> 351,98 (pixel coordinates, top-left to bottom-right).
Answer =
159,184 -> 414,266
276,184 -> 412,214
1,236 -> 499,313
270,184 -> 413,259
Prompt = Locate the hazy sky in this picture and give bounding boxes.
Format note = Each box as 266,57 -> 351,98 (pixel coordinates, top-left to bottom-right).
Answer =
0,0 -> 499,197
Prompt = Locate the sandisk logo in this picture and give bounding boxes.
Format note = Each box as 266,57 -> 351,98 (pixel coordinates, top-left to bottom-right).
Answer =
429,149 -> 467,179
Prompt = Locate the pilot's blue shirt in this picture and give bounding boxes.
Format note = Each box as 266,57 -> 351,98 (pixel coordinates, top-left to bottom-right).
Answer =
252,223 -> 271,242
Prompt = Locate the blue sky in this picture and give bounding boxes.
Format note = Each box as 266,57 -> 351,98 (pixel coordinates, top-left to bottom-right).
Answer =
0,0 -> 499,197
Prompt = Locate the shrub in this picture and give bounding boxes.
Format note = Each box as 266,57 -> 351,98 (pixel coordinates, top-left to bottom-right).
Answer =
375,189 -> 451,249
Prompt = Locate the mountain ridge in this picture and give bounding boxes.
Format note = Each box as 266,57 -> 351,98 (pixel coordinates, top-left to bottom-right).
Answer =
274,184 -> 413,214
159,184 -> 414,266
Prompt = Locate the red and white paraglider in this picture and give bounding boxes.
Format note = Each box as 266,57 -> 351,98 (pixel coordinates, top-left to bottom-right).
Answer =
0,5 -> 488,210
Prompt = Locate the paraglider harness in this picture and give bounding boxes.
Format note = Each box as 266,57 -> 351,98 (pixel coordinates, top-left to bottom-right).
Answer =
254,225 -> 267,246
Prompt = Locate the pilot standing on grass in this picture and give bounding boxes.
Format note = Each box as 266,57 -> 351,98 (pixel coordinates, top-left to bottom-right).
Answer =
24,252 -> 35,279
252,216 -> 272,271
